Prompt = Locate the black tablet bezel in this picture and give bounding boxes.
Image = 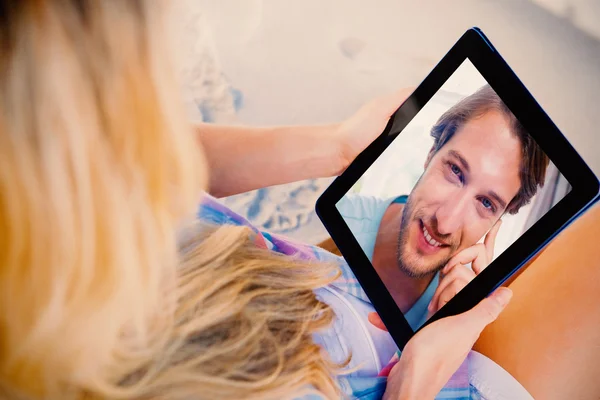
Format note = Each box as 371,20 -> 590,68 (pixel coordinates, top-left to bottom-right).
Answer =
316,27 -> 600,350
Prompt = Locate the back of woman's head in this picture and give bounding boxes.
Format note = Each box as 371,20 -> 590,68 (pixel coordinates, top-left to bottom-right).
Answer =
0,0 -> 205,397
0,2 -> 341,399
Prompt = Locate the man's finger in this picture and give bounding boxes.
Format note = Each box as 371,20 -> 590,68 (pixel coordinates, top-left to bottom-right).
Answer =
436,278 -> 470,313
368,312 -> 388,331
484,219 -> 502,263
440,264 -> 475,291
442,244 -> 486,274
429,265 -> 475,312
471,247 -> 490,275
428,285 -> 442,313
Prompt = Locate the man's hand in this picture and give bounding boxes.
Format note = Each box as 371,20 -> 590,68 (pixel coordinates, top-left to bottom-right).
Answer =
427,219 -> 502,316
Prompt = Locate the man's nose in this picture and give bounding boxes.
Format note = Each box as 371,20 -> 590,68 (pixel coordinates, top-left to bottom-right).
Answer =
435,193 -> 469,236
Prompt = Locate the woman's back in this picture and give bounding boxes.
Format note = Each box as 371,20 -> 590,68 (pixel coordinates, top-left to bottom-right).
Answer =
0,2 -> 339,399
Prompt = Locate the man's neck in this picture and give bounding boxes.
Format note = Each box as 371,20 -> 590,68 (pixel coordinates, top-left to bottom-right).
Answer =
371,202 -> 434,313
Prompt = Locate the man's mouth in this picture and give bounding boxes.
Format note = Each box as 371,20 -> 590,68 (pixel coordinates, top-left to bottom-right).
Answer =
419,220 -> 448,249
422,224 -> 443,247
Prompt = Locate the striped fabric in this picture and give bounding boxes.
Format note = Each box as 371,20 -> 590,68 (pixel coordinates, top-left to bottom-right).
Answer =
198,194 -> 476,399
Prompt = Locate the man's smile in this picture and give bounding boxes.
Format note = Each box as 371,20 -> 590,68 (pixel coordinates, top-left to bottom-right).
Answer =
415,219 -> 450,256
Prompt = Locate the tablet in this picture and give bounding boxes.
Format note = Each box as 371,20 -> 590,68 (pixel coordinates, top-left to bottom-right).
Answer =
316,27 -> 600,350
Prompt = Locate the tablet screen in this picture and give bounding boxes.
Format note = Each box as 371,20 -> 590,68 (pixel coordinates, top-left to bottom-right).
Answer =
336,60 -> 571,330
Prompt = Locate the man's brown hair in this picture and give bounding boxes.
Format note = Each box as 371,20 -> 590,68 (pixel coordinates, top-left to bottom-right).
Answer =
430,84 -> 550,214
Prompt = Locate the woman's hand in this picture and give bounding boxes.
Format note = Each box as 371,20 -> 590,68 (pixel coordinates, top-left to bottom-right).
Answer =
336,88 -> 413,173
427,219 -> 502,316
196,88 -> 412,197
370,287 -> 513,400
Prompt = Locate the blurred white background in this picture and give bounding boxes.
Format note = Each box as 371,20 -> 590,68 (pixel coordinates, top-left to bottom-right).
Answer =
178,0 -> 598,243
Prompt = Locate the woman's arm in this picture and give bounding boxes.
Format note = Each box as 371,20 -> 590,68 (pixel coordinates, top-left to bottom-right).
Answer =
196,88 -> 412,198
196,123 -> 343,198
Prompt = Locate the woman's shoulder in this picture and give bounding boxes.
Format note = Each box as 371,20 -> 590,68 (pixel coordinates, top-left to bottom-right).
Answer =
198,194 -> 370,300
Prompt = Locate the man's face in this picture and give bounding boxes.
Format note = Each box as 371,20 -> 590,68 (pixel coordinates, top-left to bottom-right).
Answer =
397,110 -> 522,278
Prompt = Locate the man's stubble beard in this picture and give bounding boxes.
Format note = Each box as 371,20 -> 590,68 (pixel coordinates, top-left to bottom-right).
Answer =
395,195 -> 453,279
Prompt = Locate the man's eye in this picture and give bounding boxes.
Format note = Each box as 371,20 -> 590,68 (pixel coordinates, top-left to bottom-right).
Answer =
481,197 -> 494,211
450,163 -> 462,177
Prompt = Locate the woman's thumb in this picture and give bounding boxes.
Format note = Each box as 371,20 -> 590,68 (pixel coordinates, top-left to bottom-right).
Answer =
464,287 -> 513,331
378,87 -> 414,117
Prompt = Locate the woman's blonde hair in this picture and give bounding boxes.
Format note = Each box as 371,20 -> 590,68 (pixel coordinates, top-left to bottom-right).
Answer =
0,1 -> 341,399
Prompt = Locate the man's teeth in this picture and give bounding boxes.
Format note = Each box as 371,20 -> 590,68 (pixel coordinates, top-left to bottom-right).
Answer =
422,225 -> 443,247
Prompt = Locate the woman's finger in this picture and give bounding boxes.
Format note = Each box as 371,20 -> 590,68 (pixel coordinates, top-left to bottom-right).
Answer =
376,87 -> 414,117
460,287 -> 513,332
368,312 -> 388,331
